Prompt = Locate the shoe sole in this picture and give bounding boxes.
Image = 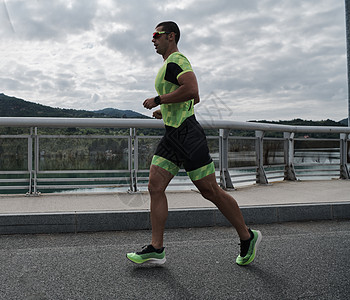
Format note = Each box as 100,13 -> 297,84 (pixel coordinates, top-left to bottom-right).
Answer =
126,255 -> 166,265
254,230 -> 262,255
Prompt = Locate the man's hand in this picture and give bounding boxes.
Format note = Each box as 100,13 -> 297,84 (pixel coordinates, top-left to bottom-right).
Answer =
143,97 -> 158,109
153,109 -> 162,119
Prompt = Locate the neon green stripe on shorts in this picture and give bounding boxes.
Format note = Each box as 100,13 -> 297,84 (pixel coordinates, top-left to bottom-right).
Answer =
187,161 -> 215,181
151,155 -> 180,176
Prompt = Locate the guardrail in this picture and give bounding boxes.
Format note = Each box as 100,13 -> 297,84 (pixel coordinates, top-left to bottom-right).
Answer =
0,117 -> 349,195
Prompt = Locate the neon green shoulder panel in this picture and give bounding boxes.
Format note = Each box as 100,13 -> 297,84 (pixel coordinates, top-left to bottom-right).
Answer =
155,52 -> 194,128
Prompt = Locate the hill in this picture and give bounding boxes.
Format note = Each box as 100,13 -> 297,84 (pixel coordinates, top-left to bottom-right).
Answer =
251,118 -> 347,127
339,118 -> 349,126
0,93 -> 148,119
93,108 -> 147,118
0,93 -> 347,127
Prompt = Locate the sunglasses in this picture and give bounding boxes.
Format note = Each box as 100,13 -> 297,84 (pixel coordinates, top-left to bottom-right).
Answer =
153,31 -> 170,39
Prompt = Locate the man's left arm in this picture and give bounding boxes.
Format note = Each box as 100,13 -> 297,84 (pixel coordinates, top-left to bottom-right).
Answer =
143,71 -> 199,109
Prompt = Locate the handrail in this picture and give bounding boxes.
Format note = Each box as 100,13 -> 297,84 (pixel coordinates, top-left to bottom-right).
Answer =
0,117 -> 348,194
1,117 -> 350,133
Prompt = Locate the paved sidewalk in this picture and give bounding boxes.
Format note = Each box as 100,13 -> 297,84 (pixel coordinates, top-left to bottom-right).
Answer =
1,180 -> 349,214
0,180 -> 349,235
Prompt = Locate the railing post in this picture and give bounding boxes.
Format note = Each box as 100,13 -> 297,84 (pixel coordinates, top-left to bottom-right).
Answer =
27,127 -> 34,195
340,133 -> 350,179
219,129 -> 234,189
130,128 -> 138,192
255,130 -> 268,184
33,127 -> 39,195
283,132 -> 297,181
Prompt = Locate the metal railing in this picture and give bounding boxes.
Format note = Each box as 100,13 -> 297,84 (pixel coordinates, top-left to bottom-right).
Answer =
0,117 -> 349,195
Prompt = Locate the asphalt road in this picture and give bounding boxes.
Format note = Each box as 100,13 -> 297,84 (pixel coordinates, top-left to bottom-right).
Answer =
0,220 -> 349,300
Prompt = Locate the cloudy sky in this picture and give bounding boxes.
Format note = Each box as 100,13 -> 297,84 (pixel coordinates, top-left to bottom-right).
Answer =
0,0 -> 348,122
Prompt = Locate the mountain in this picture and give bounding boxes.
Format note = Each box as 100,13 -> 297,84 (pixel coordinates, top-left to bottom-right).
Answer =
0,93 -> 148,118
339,118 -> 348,126
93,108 -> 147,118
252,118 -> 347,127
0,93 -> 347,124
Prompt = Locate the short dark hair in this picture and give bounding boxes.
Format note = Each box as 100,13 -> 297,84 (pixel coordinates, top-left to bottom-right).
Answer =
156,21 -> 180,44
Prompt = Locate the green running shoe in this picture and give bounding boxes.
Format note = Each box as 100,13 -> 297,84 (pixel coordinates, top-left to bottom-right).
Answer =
236,229 -> 262,266
126,245 -> 166,265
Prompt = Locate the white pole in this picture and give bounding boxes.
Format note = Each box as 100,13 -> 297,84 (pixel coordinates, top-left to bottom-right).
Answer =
345,0 -> 350,126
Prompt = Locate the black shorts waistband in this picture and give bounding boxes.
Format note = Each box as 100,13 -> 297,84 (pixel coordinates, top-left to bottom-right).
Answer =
164,114 -> 197,132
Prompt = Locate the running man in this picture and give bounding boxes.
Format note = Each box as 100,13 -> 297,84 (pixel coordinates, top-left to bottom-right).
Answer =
126,21 -> 262,266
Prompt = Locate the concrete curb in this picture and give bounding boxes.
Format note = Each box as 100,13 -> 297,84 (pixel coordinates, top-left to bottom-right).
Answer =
0,202 -> 349,235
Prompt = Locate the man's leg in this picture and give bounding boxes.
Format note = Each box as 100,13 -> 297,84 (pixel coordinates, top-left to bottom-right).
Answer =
148,164 -> 174,249
126,164 -> 174,264
192,173 -> 250,240
192,172 -> 262,265
126,128 -> 180,264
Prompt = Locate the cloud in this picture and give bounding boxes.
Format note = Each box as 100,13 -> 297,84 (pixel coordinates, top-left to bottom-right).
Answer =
0,0 -> 15,34
3,0 -> 97,40
91,93 -> 100,103
0,0 -> 348,121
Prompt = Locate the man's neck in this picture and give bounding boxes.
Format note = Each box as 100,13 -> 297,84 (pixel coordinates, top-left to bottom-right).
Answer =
162,46 -> 179,60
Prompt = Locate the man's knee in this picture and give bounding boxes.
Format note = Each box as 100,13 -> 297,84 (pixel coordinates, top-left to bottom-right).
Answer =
198,183 -> 220,201
148,180 -> 166,195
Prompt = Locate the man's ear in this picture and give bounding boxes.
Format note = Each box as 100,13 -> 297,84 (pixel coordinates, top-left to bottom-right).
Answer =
169,32 -> 176,42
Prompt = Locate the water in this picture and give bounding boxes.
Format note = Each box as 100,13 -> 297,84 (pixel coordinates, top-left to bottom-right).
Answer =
56,164 -> 345,194
0,149 -> 347,194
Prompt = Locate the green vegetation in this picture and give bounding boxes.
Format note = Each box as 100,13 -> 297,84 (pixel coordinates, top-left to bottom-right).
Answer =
0,93 -> 347,172
233,118 -> 348,139
0,93 -> 149,119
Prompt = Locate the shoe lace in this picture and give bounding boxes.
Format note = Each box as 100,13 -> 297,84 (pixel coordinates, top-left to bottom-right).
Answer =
136,244 -> 164,255
136,245 -> 152,255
